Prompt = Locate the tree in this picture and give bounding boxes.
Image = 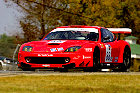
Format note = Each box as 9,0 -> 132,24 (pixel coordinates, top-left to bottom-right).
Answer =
5,0 -> 68,41
5,0 -> 140,42
0,34 -> 17,58
63,0 -> 140,40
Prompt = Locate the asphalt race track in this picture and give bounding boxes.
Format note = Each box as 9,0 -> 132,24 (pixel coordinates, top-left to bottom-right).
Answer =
0,70 -> 140,77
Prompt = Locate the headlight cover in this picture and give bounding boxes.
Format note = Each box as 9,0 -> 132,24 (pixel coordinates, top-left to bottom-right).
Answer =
3,58 -> 11,64
64,46 -> 81,52
22,46 -> 33,52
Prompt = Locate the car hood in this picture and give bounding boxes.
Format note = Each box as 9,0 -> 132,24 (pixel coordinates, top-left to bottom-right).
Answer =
23,40 -> 91,52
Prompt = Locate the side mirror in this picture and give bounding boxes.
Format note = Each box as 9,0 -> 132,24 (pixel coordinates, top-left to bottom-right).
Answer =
39,36 -> 43,40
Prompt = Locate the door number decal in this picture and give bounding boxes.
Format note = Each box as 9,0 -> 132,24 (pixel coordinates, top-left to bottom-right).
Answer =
105,44 -> 112,62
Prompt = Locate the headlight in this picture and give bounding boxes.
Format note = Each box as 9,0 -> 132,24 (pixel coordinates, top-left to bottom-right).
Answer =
6,60 -> 10,64
22,46 -> 33,52
3,59 -> 10,64
64,46 -> 81,52
3,58 -> 7,63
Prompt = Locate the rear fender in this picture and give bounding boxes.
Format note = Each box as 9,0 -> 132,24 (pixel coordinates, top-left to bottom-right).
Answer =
118,40 -> 131,63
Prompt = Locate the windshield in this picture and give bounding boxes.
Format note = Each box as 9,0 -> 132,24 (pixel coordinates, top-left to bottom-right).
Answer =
43,31 -> 99,41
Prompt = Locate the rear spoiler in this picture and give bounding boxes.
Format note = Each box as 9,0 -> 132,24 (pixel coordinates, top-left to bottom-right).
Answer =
107,28 -> 132,34
107,28 -> 132,40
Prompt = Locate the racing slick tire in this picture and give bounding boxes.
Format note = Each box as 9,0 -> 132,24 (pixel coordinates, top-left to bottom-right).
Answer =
21,68 -> 35,71
93,47 -> 100,71
121,47 -> 131,72
59,68 -> 68,72
0,63 -> 3,70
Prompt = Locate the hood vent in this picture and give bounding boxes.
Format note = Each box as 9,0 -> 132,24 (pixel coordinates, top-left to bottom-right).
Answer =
48,43 -> 60,45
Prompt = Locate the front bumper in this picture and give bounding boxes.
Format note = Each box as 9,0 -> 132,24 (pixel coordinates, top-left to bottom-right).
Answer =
18,52 -> 93,68
1,63 -> 16,71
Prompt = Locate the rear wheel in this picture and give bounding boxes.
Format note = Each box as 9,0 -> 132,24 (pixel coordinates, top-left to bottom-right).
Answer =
121,47 -> 131,72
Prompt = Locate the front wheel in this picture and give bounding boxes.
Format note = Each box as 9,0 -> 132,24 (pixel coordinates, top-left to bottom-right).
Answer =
21,68 -> 35,71
59,68 -> 68,72
84,48 -> 100,72
93,47 -> 100,71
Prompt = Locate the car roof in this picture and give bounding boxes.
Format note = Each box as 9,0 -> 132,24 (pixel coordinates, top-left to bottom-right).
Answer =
51,25 -> 102,33
57,25 -> 102,29
56,25 -> 132,34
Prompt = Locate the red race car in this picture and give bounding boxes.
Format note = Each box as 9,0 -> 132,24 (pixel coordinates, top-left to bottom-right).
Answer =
18,25 -> 132,71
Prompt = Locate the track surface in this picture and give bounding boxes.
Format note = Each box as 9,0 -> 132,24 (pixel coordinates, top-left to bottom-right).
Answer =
0,70 -> 140,77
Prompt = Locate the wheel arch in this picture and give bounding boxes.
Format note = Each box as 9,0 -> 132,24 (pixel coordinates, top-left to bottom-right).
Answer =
123,45 -> 131,58
123,45 -> 131,62
93,46 -> 100,54
118,41 -> 131,63
124,45 -> 131,53
92,46 -> 101,71
93,46 -> 100,61
94,46 -> 100,51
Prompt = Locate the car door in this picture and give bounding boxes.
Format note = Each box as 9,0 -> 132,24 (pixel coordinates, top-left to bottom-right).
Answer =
100,28 -> 120,63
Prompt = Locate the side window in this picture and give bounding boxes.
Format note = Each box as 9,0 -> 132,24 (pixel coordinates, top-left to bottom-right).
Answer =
101,28 -> 114,42
87,32 -> 99,41
106,29 -> 114,42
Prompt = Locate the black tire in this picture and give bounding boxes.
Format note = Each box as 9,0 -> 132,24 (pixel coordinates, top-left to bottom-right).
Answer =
121,47 -> 131,72
0,63 -> 3,70
93,48 -> 100,71
59,68 -> 68,72
21,68 -> 35,71
83,48 -> 100,72
83,67 -> 91,72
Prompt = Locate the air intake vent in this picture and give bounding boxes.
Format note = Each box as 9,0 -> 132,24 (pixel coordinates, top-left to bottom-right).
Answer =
25,57 -> 69,64
48,43 -> 60,45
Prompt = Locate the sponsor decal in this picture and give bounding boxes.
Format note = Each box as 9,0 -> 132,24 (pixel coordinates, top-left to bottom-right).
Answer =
114,57 -> 118,62
73,56 -> 81,59
38,54 -> 53,57
84,48 -> 92,52
50,47 -> 64,52
48,40 -> 66,43
105,44 -> 112,62
57,47 -> 64,51
42,64 -> 50,67
50,48 -> 57,52
105,56 -> 113,62
100,44 -> 105,48
83,55 -> 92,59
108,44 -> 112,49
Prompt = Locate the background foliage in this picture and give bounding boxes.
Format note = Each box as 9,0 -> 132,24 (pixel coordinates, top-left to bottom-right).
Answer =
1,0 -> 140,58
5,0 -> 140,42
0,34 -> 17,58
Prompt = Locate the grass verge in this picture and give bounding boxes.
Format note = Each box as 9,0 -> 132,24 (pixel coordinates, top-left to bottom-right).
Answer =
0,74 -> 140,93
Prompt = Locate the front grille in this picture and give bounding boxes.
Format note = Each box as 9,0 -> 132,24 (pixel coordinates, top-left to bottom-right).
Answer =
48,43 -> 60,45
25,57 -> 68,64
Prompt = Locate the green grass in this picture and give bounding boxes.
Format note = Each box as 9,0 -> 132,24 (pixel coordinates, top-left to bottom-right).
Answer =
0,74 -> 140,93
